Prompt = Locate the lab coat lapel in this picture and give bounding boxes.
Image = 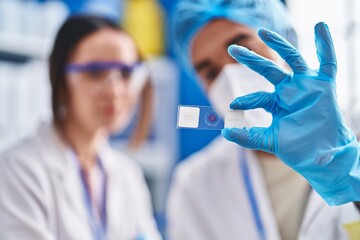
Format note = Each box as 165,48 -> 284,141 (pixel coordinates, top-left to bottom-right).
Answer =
35,124 -> 91,237
39,124 -> 89,222
223,145 -> 261,239
98,143 -> 126,239
245,148 -> 282,240
60,149 -> 90,222
299,189 -> 325,232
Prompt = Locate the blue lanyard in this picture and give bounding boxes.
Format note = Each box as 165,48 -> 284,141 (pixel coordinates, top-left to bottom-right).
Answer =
239,149 -> 266,240
70,150 -> 108,240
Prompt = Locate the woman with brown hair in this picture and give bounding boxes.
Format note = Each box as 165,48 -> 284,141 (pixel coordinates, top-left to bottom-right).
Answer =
0,15 -> 160,240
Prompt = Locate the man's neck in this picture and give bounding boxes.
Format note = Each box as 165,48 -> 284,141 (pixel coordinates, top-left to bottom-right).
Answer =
255,150 -> 278,161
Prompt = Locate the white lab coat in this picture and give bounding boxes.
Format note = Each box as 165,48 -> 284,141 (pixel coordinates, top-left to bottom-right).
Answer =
167,136 -> 359,240
0,123 -> 161,240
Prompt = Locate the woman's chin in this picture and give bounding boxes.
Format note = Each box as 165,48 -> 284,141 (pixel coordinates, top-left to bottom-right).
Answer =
101,116 -> 129,133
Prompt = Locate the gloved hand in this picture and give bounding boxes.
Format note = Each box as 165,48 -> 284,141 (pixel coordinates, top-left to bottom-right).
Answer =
222,22 -> 360,206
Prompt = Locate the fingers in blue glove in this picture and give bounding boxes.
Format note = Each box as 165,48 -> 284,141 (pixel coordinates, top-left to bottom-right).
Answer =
227,45 -> 288,86
222,127 -> 272,153
230,91 -> 275,112
315,22 -> 337,78
258,28 -> 308,73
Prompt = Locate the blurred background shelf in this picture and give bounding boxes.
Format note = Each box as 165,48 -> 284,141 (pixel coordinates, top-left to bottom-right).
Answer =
0,32 -> 52,62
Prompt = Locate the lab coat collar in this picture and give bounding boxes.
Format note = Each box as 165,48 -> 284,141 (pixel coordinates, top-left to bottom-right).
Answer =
35,123 -> 72,177
244,148 -> 282,240
40,122 -> 121,191
33,123 -> 90,228
299,189 -> 326,232
39,123 -> 117,177
96,142 -> 121,177
244,146 -> 325,237
36,123 -> 126,238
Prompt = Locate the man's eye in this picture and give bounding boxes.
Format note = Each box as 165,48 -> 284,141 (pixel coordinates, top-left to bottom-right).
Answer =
204,68 -> 219,83
239,42 -> 255,52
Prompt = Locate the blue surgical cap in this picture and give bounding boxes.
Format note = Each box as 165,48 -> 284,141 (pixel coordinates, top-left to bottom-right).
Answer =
172,0 -> 297,73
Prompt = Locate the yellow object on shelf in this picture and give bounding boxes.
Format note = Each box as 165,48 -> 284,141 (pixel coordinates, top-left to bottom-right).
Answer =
122,0 -> 165,59
343,221 -> 360,240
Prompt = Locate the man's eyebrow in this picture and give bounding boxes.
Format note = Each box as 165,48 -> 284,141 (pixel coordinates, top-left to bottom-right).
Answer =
225,33 -> 251,48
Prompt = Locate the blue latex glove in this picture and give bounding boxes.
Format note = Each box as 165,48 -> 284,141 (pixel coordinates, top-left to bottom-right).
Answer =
222,22 -> 360,206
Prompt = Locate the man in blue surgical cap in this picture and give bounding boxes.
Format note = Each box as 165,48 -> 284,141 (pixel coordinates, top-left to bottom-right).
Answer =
167,0 -> 360,239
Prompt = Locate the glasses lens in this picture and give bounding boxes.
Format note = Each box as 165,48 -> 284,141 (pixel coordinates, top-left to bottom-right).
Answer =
66,61 -> 142,96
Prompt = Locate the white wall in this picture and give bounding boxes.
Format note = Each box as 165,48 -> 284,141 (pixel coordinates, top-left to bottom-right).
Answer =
287,0 -> 360,108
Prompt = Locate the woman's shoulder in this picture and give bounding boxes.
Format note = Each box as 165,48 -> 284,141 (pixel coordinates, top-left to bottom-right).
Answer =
0,123 -> 60,174
0,124 -> 57,190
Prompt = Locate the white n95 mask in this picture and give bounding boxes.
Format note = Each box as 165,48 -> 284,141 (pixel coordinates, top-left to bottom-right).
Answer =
208,63 -> 274,128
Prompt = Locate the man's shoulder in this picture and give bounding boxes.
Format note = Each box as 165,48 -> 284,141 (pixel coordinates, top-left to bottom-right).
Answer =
174,136 -> 239,186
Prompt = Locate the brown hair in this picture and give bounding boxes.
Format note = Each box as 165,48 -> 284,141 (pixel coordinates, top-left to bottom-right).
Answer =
49,15 -> 153,148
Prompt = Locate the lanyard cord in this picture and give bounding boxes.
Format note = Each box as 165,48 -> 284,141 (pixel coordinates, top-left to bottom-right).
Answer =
70,150 -> 108,240
239,149 -> 266,240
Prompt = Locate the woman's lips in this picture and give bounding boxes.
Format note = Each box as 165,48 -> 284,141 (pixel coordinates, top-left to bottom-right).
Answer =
103,106 -> 118,116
